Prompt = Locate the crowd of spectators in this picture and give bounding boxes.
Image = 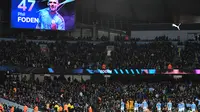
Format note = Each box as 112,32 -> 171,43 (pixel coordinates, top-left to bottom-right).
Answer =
178,42 -> 200,69
0,39 -> 200,70
23,35 -> 109,41
0,38 -> 200,112
1,75 -> 200,112
0,103 -> 23,112
110,41 -> 176,69
0,40 -> 107,69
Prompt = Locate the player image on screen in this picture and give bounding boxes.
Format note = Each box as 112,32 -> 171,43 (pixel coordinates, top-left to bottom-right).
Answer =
36,0 -> 65,30
11,0 -> 75,31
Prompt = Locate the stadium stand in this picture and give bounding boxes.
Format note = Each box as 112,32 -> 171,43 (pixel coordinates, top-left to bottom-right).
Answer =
0,39 -> 184,69
0,37 -> 200,112
1,75 -> 200,112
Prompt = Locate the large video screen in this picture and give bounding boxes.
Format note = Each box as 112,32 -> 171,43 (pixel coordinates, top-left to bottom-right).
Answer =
11,0 -> 75,31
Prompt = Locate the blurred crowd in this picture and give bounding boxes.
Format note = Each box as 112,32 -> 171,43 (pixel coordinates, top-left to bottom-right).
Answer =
0,75 -> 200,112
179,42 -> 200,69
0,38 -> 200,112
0,40 -> 107,69
110,41 -> 176,69
0,39 -> 200,70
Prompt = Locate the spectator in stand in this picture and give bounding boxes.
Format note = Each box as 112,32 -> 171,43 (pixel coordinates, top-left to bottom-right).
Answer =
1,38 -> 200,112
1,76 -> 200,112
1,39 -> 199,70
111,41 -> 176,69
0,104 -> 4,112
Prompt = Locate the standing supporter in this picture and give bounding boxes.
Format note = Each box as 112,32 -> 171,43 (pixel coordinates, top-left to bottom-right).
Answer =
46,103 -> 50,111
23,105 -> 28,112
167,100 -> 172,112
126,100 -> 130,112
195,98 -> 200,110
64,103 -> 68,112
142,99 -> 148,112
10,106 -> 14,112
13,88 -> 17,93
178,102 -> 182,112
88,106 -> 92,112
191,102 -> 197,112
70,105 -> 74,111
181,101 -> 185,112
134,101 -> 139,112
59,105 -> 63,112
156,102 -> 162,112
54,104 -> 59,112
120,99 -> 125,112
129,99 -> 134,112
0,104 -> 3,112
168,63 -> 173,72
34,105 -> 38,112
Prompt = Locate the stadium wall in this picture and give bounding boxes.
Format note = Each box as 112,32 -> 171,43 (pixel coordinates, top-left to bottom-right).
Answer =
131,30 -> 200,41
11,74 -> 91,82
71,29 -> 92,38
33,74 -> 91,82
